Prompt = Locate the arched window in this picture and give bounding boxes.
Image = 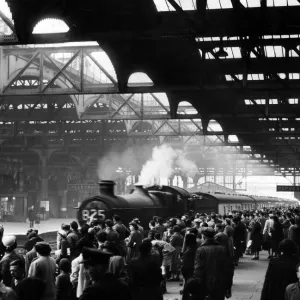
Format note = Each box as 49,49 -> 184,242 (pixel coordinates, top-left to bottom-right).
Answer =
177,101 -> 198,115
228,135 -> 239,143
207,119 -> 223,142
187,177 -> 194,188
33,18 -> 69,34
128,72 -> 153,87
172,175 -> 183,188
207,119 -> 223,132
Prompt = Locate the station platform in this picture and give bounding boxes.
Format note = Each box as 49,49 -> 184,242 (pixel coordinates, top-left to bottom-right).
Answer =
1,218 -> 74,235
164,251 -> 269,300
0,218 -> 74,249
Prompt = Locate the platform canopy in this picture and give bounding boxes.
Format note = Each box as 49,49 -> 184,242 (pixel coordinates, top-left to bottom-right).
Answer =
1,0 -> 300,174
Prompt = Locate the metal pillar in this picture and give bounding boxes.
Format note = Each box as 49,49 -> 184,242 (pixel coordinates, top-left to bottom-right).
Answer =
40,152 -> 48,213
31,148 -> 57,217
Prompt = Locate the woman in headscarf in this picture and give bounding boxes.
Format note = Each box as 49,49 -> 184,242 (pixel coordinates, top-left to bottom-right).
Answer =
126,222 -> 143,263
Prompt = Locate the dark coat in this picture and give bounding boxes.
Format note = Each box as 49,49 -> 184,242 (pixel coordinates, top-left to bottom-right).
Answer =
79,273 -> 130,300
181,245 -> 197,279
214,232 -> 229,254
285,282 -> 300,300
113,223 -> 130,242
28,209 -> 35,222
128,254 -> 163,287
67,231 -> 81,258
271,222 -> 284,253
15,277 -> 45,300
233,222 -> 247,244
250,221 -> 262,252
128,254 -> 163,300
24,236 -> 43,252
193,238 -> 231,298
55,273 -> 72,300
261,255 -> 298,300
289,225 -> 300,252
0,251 -> 24,287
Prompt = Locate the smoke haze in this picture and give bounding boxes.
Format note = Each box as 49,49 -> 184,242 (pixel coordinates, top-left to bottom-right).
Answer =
97,145 -> 152,180
139,144 -> 198,186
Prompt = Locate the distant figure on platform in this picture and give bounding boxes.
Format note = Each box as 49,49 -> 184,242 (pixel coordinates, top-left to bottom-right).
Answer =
28,206 -> 35,228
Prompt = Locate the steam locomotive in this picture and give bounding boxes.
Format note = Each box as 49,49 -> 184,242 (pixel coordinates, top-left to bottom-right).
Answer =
77,180 -> 299,227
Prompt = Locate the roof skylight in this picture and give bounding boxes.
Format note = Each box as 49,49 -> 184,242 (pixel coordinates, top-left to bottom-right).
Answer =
127,72 -> 154,87
288,98 -> 299,104
33,19 -> 69,34
153,0 -> 196,11
227,73 -> 300,81
228,135 -> 239,143
155,0 -> 300,12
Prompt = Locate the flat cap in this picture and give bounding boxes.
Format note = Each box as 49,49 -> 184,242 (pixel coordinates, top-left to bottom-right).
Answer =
2,235 -> 16,247
201,227 -> 215,237
81,247 -> 112,265
35,242 -> 51,255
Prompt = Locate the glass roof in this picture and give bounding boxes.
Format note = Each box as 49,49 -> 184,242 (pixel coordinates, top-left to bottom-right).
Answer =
244,99 -> 281,105
153,0 -> 300,11
0,0 -> 12,21
202,45 -> 287,60
226,73 -> 300,81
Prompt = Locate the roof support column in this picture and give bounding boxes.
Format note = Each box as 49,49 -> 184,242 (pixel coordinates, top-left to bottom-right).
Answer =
265,98 -> 269,117
31,148 -> 57,215
0,47 -> 6,95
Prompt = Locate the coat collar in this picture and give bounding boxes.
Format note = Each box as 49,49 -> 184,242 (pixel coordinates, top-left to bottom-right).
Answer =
200,238 -> 220,247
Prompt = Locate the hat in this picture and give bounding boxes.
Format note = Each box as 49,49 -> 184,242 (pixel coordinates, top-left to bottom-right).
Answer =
61,224 -> 70,231
201,227 -> 215,238
81,247 -> 112,265
105,219 -> 114,228
10,259 -> 25,269
35,242 -> 52,256
2,235 -> 16,248
58,230 -> 67,237
194,218 -> 201,223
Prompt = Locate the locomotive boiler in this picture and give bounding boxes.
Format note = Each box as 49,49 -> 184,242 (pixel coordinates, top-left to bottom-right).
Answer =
77,180 -> 188,227
77,181 -> 299,227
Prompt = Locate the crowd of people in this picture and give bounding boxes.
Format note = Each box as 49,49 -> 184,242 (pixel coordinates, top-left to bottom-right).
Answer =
0,207 -> 298,299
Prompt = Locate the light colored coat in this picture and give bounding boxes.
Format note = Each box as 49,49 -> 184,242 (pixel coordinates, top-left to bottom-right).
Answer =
70,254 -> 90,298
28,256 -> 56,300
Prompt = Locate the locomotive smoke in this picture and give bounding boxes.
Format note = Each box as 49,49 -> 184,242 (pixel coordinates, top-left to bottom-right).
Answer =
97,145 -> 152,180
139,144 -> 198,186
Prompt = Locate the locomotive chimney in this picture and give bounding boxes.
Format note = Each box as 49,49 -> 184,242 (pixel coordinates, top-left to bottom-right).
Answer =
99,180 -> 115,197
